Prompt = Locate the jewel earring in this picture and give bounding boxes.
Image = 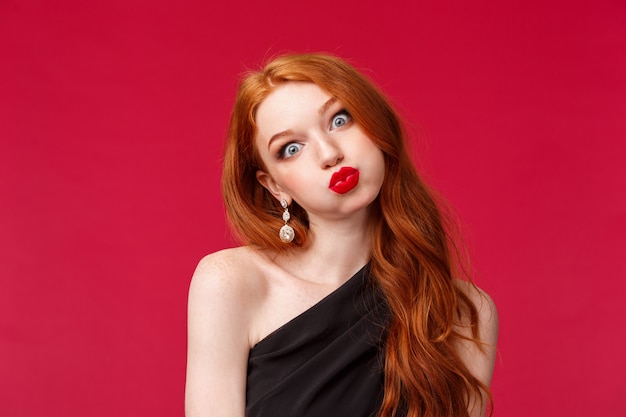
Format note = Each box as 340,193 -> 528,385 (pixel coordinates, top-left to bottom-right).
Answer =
279,199 -> 295,243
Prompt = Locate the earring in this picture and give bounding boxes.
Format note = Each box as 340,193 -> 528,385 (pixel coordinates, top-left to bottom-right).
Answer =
279,199 -> 295,243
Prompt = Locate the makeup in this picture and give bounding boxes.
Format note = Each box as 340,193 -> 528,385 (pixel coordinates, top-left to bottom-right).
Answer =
329,167 -> 360,194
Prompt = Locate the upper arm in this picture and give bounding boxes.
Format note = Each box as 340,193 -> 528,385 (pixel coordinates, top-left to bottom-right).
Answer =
185,253 -> 252,417
453,280 -> 499,417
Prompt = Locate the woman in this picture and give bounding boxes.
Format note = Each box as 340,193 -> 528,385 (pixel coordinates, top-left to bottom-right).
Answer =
185,53 -> 498,417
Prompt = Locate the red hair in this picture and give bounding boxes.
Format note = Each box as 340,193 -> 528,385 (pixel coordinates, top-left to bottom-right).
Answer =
221,53 -> 491,417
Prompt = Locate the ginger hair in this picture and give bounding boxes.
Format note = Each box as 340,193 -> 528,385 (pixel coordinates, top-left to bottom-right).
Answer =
221,53 -> 492,417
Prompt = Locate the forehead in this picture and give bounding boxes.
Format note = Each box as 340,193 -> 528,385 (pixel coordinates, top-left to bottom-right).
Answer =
255,82 -> 332,141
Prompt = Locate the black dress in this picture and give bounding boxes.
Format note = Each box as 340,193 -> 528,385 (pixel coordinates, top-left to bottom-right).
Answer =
245,264 -> 390,417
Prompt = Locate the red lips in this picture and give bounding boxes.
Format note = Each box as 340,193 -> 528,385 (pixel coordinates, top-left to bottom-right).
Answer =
329,167 -> 360,194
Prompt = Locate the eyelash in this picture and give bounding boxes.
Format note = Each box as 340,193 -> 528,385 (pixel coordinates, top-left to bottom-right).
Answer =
275,109 -> 352,160
277,142 -> 303,160
330,109 -> 352,129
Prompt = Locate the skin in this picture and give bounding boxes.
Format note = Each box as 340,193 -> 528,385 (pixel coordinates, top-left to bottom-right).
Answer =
255,82 -> 386,223
185,83 -> 498,417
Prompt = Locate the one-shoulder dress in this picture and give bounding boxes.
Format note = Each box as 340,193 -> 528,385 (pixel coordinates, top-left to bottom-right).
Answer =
245,264 -> 390,417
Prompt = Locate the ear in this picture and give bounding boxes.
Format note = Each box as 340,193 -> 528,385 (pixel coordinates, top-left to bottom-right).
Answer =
256,170 -> 291,203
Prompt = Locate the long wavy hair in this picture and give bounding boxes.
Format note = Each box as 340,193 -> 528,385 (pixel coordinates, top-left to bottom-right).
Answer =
221,53 -> 491,417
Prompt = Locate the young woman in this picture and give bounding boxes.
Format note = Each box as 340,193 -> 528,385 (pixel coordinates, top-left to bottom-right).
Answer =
185,53 -> 498,417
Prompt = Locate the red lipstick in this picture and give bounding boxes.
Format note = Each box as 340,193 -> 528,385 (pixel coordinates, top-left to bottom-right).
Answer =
329,167 -> 360,194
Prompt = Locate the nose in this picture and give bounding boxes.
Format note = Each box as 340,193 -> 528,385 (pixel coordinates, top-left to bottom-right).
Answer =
317,134 -> 344,169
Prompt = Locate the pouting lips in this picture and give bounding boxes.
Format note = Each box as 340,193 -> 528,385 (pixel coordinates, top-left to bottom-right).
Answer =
329,167 -> 360,194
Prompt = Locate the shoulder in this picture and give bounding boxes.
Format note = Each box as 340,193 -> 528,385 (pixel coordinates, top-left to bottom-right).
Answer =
192,246 -> 257,280
453,279 -> 498,341
190,247 -> 264,293
452,280 -> 498,416
188,247 -> 266,321
452,280 -> 498,380
185,247 -> 264,417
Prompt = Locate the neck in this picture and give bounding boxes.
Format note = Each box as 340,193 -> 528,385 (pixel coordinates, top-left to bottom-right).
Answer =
280,208 -> 373,285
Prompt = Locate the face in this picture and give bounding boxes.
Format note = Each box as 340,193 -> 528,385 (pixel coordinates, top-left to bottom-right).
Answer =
254,82 -> 385,221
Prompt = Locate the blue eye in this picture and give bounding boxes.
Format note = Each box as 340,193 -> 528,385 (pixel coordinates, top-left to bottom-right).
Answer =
279,142 -> 303,159
331,110 -> 351,129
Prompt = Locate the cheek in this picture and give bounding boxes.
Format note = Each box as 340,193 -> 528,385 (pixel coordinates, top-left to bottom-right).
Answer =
362,142 -> 385,171
367,149 -> 386,188
278,171 -> 313,192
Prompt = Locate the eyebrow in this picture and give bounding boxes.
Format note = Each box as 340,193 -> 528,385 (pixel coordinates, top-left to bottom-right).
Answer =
267,130 -> 294,150
266,97 -> 339,150
318,97 -> 337,116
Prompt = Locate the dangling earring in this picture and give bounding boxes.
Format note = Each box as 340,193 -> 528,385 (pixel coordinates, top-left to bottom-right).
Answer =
279,199 -> 295,243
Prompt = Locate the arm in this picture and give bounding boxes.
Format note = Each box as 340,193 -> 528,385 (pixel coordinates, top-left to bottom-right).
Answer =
453,281 -> 499,417
185,253 -> 251,417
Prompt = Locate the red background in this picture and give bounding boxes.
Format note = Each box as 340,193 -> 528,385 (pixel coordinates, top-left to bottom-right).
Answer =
1,1 -> 625,416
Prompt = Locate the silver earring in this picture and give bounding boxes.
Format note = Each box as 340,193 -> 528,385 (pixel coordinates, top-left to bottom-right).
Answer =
279,199 -> 295,243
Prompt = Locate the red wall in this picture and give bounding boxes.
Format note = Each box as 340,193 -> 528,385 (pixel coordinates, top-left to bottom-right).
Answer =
2,1 -> 624,416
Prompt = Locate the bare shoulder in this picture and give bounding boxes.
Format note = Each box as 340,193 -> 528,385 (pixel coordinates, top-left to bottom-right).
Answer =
192,246 -> 259,284
190,247 -> 265,305
452,279 -> 498,416
187,247 -> 269,346
453,279 -> 499,342
185,247 -> 265,417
